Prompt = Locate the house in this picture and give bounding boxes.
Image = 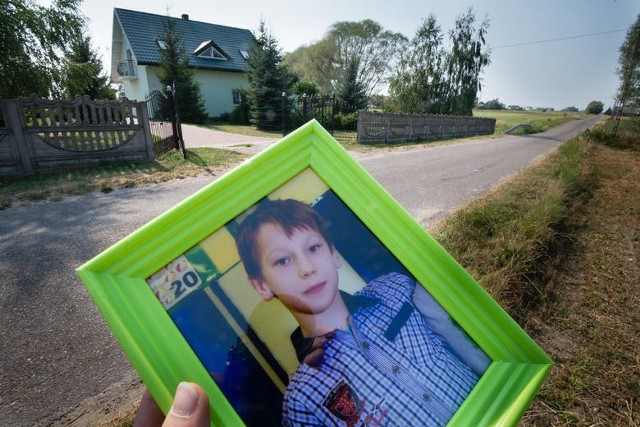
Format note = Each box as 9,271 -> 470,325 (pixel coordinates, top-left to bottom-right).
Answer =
111,8 -> 255,118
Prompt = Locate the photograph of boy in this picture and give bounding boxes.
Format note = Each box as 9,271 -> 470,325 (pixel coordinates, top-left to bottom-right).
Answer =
235,198 -> 489,427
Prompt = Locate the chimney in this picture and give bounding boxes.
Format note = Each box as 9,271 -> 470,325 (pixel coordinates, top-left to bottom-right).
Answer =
182,14 -> 189,20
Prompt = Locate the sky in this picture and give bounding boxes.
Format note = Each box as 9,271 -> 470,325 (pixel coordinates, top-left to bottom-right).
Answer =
75,0 -> 638,110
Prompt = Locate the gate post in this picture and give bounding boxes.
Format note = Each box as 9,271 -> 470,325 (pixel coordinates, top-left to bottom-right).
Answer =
166,82 -> 186,159
137,101 -> 155,162
4,100 -> 34,174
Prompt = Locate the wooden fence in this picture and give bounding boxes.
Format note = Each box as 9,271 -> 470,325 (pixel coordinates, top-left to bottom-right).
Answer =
0,94 -> 154,175
357,111 -> 496,144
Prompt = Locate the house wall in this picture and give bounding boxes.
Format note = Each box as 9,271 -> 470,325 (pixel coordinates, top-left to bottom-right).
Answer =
194,69 -> 250,118
121,65 -> 154,103
122,66 -> 249,119
112,15 -> 250,118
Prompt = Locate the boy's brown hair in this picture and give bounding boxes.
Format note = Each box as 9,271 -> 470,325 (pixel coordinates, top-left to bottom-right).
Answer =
235,199 -> 333,279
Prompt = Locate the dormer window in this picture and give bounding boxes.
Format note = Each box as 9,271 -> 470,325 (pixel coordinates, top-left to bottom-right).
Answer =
157,40 -> 167,50
239,49 -> 250,60
193,40 -> 227,60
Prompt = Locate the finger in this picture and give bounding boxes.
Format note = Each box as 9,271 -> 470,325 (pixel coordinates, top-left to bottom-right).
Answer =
133,388 -> 166,427
302,348 -> 325,367
163,382 -> 210,427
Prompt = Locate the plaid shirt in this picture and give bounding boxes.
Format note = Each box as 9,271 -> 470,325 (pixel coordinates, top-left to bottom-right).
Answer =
282,273 -> 479,427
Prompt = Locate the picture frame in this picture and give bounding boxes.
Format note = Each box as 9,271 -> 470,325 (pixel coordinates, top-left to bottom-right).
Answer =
77,120 -> 552,426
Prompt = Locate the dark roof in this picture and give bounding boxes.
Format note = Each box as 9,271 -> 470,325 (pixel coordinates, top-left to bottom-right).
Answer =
114,8 -> 255,73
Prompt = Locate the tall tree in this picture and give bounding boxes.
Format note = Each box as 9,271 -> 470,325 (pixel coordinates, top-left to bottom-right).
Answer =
1,0 -> 85,98
389,9 -> 490,116
615,14 -> 640,109
445,8 -> 491,115
388,15 -> 447,113
585,100 -> 604,114
336,59 -> 368,110
62,35 -> 116,100
284,41 -> 335,95
157,17 -> 208,124
284,20 -> 407,97
248,20 -> 292,130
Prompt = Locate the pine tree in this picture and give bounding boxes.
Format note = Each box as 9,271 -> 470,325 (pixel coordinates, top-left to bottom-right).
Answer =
62,35 -> 116,100
248,21 -> 292,130
158,17 -> 208,124
336,59 -> 368,110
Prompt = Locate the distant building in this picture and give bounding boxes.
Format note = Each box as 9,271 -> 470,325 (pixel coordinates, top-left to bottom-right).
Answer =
111,8 -> 255,118
612,106 -> 640,116
507,105 -> 523,110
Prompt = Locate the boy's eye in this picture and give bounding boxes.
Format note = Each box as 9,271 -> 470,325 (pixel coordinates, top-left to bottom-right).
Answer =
309,243 -> 322,253
274,257 -> 289,267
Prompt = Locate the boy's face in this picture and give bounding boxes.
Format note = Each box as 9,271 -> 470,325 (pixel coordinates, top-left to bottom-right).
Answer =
248,222 -> 342,317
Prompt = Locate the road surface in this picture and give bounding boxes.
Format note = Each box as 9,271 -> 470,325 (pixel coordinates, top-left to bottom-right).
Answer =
0,115 -> 601,425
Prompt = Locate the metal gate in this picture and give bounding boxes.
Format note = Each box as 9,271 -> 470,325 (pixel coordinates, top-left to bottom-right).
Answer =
145,88 -> 185,158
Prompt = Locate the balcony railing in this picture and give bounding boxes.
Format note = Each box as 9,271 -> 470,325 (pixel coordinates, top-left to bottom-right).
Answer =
116,60 -> 138,80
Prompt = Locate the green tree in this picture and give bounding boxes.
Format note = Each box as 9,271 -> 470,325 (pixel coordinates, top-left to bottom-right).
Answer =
388,15 -> 447,113
1,0 -> 85,98
445,8 -> 491,115
585,100 -> 604,114
389,9 -> 490,116
291,80 -> 319,97
157,17 -> 208,124
248,20 -> 292,130
284,20 -> 407,97
479,98 -> 504,110
336,59 -> 368,110
284,41 -> 335,95
615,14 -> 640,109
62,35 -> 116,100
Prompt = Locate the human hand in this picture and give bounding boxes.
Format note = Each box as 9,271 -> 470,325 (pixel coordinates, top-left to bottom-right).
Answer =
134,382 -> 210,427
302,332 -> 334,368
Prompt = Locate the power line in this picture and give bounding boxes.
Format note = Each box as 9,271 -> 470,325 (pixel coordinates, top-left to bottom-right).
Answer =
492,29 -> 626,49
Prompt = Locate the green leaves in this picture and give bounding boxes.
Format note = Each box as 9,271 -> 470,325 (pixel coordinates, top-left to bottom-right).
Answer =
389,9 -> 491,116
0,0 -> 84,98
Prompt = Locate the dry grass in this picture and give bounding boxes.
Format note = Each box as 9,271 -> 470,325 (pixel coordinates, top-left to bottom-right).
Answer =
521,141 -> 640,426
0,147 -> 247,210
435,118 -> 639,426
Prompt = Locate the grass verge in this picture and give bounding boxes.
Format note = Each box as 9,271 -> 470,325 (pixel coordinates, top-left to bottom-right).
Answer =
474,109 -> 589,134
0,147 -> 247,210
432,117 -> 639,426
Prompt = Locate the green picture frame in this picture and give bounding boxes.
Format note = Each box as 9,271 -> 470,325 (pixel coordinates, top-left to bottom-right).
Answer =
77,120 -> 552,426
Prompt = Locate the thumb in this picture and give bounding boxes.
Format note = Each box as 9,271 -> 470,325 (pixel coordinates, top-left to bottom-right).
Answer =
163,382 -> 210,427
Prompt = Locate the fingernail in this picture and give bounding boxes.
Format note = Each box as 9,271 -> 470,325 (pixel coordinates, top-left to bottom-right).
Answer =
170,382 -> 199,418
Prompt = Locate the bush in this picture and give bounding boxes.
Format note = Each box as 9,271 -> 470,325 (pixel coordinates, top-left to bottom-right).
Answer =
230,103 -> 250,125
334,111 -> 358,130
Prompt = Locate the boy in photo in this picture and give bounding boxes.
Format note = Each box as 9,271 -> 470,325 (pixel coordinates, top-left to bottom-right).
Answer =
235,198 -> 487,426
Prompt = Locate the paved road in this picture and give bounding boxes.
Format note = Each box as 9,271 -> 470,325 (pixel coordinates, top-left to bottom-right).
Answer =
360,115 -> 601,227
0,116 -> 600,425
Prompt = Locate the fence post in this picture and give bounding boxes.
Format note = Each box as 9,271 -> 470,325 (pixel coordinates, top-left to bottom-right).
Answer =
384,114 -> 390,143
166,85 -> 179,150
4,100 -> 34,174
409,114 -> 414,140
282,92 -> 287,137
137,101 -> 155,162
329,93 -> 336,135
166,82 -> 186,159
